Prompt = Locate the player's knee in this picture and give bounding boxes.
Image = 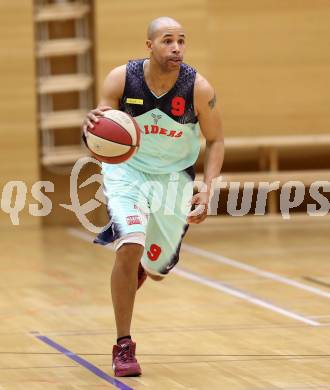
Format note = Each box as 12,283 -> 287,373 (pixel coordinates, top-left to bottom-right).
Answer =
117,242 -> 144,257
116,243 -> 144,267
147,272 -> 164,282
141,260 -> 167,281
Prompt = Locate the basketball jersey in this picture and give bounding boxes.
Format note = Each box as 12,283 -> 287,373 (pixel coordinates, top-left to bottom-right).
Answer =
113,59 -> 200,174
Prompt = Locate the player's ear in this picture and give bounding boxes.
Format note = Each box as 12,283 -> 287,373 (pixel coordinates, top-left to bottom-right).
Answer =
146,39 -> 152,51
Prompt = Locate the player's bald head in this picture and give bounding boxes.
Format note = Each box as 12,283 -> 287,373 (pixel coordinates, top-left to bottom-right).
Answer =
147,17 -> 183,40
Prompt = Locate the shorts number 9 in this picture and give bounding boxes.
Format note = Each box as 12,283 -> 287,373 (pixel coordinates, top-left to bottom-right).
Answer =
147,244 -> 162,261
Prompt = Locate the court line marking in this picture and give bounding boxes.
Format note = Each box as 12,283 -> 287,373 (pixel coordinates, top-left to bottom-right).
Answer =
67,229 -> 320,327
173,268 -> 320,326
69,229 -> 330,299
181,243 -> 330,300
32,332 -> 134,390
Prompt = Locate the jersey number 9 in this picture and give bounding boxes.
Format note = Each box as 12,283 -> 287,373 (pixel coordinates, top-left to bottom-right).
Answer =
171,97 -> 185,116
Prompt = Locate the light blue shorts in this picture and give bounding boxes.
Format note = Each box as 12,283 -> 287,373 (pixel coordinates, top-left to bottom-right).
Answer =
95,162 -> 194,276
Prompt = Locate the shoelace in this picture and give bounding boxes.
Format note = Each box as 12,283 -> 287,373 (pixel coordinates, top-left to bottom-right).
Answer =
118,343 -> 135,362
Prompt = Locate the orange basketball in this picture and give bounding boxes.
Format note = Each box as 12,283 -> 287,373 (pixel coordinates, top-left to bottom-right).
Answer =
86,109 -> 141,164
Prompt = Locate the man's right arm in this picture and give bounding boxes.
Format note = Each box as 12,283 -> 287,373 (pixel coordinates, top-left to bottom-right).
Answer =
82,65 -> 126,134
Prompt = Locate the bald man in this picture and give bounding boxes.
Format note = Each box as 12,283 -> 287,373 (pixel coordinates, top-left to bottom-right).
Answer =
82,16 -> 224,377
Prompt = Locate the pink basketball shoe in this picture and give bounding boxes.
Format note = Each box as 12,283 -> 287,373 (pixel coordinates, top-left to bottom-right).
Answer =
112,339 -> 142,377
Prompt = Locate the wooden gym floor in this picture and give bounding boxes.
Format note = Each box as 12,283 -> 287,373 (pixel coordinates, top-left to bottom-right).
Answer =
0,216 -> 330,389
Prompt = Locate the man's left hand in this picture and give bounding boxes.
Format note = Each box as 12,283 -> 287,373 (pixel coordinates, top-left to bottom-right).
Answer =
187,192 -> 209,224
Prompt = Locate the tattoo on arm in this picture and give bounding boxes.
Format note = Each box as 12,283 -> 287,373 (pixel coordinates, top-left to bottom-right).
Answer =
208,94 -> 217,109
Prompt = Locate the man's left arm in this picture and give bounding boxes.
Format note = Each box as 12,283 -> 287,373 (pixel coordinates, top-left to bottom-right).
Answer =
188,74 -> 224,224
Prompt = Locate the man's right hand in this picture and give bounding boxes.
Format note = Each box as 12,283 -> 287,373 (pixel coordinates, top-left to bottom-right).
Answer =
82,106 -> 112,137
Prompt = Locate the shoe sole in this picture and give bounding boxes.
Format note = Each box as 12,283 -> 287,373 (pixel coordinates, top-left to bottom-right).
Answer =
115,371 -> 142,377
113,364 -> 142,377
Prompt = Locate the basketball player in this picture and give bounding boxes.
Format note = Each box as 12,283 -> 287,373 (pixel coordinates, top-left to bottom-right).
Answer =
82,17 -> 224,377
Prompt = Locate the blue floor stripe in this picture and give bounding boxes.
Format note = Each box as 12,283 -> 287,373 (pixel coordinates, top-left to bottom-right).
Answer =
33,332 -> 134,390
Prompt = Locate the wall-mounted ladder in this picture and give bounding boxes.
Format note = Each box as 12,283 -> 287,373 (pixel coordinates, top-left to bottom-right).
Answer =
35,0 -> 93,166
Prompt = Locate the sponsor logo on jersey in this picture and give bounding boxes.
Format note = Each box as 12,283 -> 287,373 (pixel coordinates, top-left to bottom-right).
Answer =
126,98 -> 144,105
143,125 -> 183,138
126,215 -> 142,225
151,113 -> 162,124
